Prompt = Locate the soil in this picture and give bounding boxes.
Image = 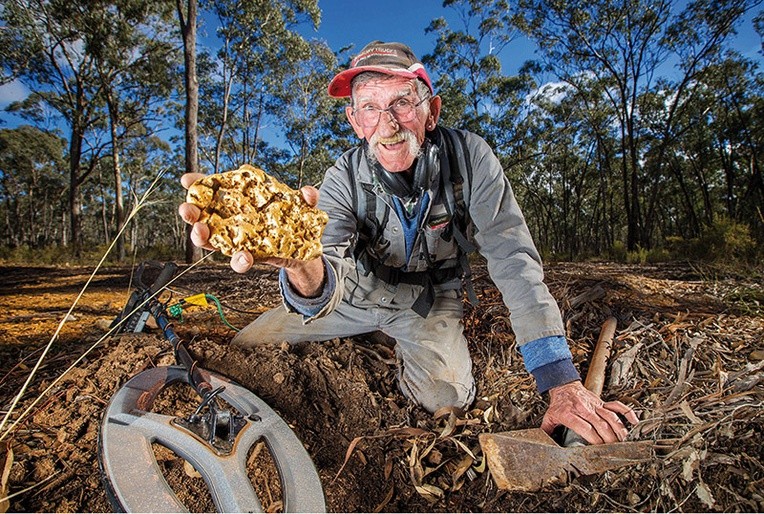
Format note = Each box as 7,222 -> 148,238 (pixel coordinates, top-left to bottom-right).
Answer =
0,260 -> 762,513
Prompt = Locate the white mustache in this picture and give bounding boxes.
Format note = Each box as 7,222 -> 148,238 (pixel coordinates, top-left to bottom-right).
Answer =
368,129 -> 421,166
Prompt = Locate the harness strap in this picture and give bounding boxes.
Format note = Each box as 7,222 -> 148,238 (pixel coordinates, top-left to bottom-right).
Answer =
348,128 -> 478,318
368,259 -> 460,286
363,258 -> 460,318
440,130 -> 479,307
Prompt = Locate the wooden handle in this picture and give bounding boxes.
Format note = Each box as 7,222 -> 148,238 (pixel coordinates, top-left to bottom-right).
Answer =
584,316 -> 617,396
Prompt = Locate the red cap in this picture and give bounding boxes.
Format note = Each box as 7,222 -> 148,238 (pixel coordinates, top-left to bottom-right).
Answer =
328,41 -> 433,98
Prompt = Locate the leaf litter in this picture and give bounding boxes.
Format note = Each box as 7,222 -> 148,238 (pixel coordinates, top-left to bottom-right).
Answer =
0,260 -> 761,512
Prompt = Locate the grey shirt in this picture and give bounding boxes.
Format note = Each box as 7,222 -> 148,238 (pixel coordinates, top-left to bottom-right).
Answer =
293,128 -> 565,347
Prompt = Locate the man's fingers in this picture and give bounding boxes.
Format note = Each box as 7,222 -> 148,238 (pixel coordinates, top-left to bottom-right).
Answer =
181,172 -> 206,189
540,414 -> 557,436
190,222 -> 213,250
563,417 -> 605,445
603,400 -> 639,425
591,406 -> 627,442
178,203 -> 201,225
230,251 -> 254,273
300,185 -> 320,207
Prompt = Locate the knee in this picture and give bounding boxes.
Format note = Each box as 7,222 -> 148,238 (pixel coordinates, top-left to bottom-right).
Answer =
402,378 -> 476,414
230,323 -> 284,348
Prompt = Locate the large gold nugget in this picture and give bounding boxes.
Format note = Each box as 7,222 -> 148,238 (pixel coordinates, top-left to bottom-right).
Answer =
186,165 -> 328,260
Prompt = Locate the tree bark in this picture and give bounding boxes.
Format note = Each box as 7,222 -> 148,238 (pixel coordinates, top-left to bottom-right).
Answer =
177,0 -> 203,264
106,87 -> 126,261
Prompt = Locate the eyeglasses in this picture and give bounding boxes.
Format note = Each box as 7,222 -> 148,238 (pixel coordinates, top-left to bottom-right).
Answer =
351,96 -> 429,128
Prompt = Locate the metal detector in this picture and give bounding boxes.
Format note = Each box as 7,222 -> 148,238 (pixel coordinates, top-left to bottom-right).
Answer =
98,261 -> 325,513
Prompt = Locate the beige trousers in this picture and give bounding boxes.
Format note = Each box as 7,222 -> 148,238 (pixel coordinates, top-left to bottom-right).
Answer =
232,287 -> 475,413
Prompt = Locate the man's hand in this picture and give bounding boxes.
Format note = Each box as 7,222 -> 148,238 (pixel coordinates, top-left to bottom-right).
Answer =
541,381 -> 638,445
178,173 -> 325,295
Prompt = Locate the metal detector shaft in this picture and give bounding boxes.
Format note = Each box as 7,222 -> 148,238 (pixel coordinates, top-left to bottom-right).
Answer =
150,302 -> 213,397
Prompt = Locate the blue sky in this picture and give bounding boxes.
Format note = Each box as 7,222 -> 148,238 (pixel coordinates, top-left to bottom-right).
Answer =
303,0 -> 762,76
300,0 -> 540,75
1,1 -> 761,127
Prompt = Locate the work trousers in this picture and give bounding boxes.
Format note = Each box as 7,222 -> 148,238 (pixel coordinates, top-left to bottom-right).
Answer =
232,287 -> 475,413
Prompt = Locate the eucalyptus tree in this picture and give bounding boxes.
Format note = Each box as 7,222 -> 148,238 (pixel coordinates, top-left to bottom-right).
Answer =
514,0 -> 756,251
197,0 -> 321,176
422,0 -> 528,150
269,40 -> 352,189
0,126 -> 66,249
706,57 -> 764,233
0,0 -> 111,257
643,55 -> 764,240
176,0 -> 203,262
89,0 -> 177,260
518,77 -> 623,257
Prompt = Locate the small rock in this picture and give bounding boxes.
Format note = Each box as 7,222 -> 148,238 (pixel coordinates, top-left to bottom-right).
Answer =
273,372 -> 285,384
96,318 -> 113,331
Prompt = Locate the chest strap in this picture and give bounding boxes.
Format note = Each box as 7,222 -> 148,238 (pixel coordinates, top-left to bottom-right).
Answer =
359,254 -> 461,317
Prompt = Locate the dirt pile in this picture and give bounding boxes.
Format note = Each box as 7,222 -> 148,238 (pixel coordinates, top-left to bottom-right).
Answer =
0,261 -> 762,512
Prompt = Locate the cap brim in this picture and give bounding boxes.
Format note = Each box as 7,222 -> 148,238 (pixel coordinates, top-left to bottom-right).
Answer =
327,65 -> 432,98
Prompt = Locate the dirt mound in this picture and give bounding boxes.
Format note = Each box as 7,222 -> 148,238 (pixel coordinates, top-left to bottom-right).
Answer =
0,261 -> 762,512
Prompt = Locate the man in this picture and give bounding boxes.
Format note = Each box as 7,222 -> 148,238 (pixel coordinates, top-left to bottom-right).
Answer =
179,41 -> 637,444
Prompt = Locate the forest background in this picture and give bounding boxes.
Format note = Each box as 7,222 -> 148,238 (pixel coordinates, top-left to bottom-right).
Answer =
1,0 -> 763,269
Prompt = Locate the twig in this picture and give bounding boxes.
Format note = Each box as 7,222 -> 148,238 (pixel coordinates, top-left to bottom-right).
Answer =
0,470 -> 60,505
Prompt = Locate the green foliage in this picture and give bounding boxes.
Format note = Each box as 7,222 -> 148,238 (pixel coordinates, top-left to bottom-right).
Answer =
0,242 -> 183,266
422,0 -> 530,149
606,241 -> 672,264
608,241 -> 628,262
667,218 -> 758,264
135,243 -> 183,263
1,0 -> 763,267
721,285 -> 764,316
0,244 -> 78,266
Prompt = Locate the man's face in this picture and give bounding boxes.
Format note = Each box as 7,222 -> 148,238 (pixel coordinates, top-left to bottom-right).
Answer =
346,76 -> 441,173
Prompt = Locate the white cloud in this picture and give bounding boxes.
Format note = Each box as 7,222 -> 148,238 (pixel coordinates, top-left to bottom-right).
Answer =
0,79 -> 29,107
534,80 -> 572,104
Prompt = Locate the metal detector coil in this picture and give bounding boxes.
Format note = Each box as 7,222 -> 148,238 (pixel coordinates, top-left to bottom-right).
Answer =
99,365 -> 325,513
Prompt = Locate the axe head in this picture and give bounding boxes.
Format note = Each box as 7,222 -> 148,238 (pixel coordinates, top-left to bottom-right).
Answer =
479,429 -> 653,492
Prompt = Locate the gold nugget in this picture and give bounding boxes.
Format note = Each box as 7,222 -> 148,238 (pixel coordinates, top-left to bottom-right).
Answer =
186,165 -> 328,260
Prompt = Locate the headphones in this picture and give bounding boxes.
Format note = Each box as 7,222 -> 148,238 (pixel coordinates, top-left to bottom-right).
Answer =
367,132 -> 440,199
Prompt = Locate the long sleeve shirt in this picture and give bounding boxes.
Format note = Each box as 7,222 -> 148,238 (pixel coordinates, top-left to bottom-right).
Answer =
278,127 -> 580,393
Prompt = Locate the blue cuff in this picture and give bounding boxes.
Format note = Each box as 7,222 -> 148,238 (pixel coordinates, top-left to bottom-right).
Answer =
519,336 -> 573,371
529,359 -> 581,393
519,335 -> 581,393
278,256 -> 335,317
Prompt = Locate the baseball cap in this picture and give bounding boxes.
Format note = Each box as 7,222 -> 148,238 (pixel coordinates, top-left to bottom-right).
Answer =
327,41 -> 433,98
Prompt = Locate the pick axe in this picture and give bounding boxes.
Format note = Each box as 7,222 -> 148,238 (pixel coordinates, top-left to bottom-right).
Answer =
479,317 -> 653,492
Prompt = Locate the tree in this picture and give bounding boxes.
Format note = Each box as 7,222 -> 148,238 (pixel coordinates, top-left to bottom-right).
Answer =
196,0 -> 322,178
514,0 -> 755,250
269,40 -> 351,188
89,0 -> 177,260
176,0 -> 204,263
0,126 -> 66,248
1,0 -> 113,257
423,0 -> 527,149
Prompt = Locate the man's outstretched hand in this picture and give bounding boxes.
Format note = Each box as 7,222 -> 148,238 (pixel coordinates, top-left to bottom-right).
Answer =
178,173 -> 325,296
541,381 -> 639,445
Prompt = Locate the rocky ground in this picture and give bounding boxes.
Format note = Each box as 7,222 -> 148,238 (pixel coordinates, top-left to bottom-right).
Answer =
0,260 -> 762,512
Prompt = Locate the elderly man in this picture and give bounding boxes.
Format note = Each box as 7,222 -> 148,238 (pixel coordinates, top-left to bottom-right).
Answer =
179,41 -> 637,444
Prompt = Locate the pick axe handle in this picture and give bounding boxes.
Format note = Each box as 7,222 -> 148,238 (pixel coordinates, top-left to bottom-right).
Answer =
584,316 -> 618,396
563,316 -> 618,447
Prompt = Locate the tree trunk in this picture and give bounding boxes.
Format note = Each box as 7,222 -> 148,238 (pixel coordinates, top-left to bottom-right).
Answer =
106,88 -> 126,261
69,119 -> 84,258
214,40 -> 235,174
178,0 -> 203,264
